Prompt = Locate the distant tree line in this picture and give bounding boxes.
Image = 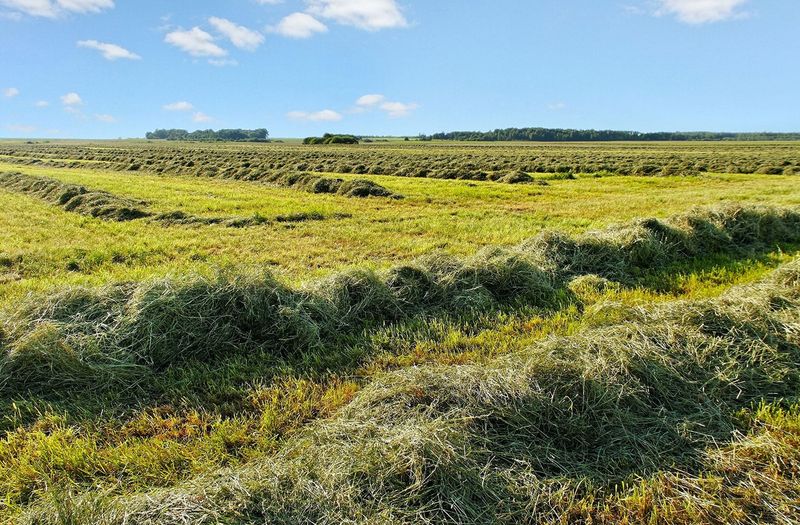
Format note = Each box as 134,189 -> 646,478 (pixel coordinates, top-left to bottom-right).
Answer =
145,129 -> 269,142
303,133 -> 360,145
424,128 -> 800,142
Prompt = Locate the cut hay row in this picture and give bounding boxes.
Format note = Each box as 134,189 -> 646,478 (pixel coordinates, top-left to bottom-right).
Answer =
2,141 -> 799,179
150,210 -> 348,228
0,156 -> 404,196
1,204 -> 798,395
18,256 -> 800,524
260,171 -> 402,198
0,171 -> 346,228
0,171 -> 150,222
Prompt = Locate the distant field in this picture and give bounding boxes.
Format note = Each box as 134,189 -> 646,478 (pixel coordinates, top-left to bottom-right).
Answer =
1,141 -> 799,303
1,140 -> 799,523
1,139 -> 799,178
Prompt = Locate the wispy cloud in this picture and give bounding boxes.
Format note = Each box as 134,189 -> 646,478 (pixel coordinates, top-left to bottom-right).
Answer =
35,100 -> 50,107
287,109 -> 343,122
193,111 -> 213,123
208,58 -> 238,67
351,94 -> 419,118
0,0 -> 114,18
60,92 -> 82,106
305,0 -> 407,31
272,12 -> 328,38
163,101 -> 194,111
94,113 -> 116,123
3,87 -> 19,98
209,17 -> 264,51
655,0 -> 749,24
165,27 -> 227,58
356,94 -> 385,107
380,101 -> 418,118
77,39 -> 141,60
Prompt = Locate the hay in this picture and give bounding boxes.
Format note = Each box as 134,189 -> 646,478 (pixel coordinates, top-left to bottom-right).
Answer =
119,273 -> 322,367
311,269 -> 403,327
2,204 -> 798,394
568,274 -> 621,299
264,171 -> 402,199
498,170 -> 534,184
0,171 -> 150,221
23,259 -> 800,524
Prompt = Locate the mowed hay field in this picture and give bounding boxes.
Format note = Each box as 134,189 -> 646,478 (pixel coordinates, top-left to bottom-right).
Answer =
1,140 -> 800,524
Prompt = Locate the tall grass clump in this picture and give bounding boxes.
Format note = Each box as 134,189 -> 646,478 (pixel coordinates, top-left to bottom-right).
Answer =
20,258 -> 800,524
262,171 -> 401,199
0,171 -> 150,221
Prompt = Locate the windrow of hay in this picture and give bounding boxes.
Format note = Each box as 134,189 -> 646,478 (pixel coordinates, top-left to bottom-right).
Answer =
260,171 -> 403,199
1,204 -> 798,394
150,210 -> 344,228
4,141 -> 798,179
524,205 -> 800,281
0,171 -> 344,228
0,171 -> 150,221
19,258 -> 800,524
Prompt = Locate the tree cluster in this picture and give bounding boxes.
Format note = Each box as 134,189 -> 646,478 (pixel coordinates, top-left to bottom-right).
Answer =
426,128 -> 800,142
303,134 -> 360,145
146,129 -> 269,142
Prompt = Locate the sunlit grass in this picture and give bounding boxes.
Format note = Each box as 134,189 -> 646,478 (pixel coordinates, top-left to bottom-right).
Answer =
1,161 -> 798,305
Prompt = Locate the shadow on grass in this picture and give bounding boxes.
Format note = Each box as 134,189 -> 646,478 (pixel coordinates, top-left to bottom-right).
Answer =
2,243 -> 796,431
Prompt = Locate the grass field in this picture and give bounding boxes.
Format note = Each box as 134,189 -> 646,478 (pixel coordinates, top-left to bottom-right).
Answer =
1,140 -> 799,524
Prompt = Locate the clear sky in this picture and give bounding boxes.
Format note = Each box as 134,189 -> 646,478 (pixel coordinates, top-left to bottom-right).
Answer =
0,0 -> 798,138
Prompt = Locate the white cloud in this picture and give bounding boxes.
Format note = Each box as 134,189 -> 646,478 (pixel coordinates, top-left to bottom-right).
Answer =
55,0 -> 112,13
35,100 -> 50,107
256,0 -> 283,4
209,17 -> 264,51
165,27 -> 227,57
94,113 -> 115,123
193,112 -> 213,123
163,101 -> 194,111
380,101 -> 418,118
60,92 -> 82,106
306,0 -> 407,31
356,93 -> 385,107
273,12 -> 328,38
77,39 -> 140,60
0,0 -> 113,18
655,0 -> 749,24
3,87 -> 19,98
0,0 -> 56,17
547,101 -> 566,111
287,109 -> 343,122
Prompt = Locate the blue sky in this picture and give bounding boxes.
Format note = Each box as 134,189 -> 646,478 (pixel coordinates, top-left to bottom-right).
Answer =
0,0 -> 798,138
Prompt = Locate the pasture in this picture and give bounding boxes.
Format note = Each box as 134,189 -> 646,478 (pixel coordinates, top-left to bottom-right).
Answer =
1,140 -> 799,524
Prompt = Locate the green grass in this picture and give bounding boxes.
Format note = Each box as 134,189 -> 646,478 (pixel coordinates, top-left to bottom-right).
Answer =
1,160 -> 798,305
1,141 -> 799,524
10,255 -> 800,524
